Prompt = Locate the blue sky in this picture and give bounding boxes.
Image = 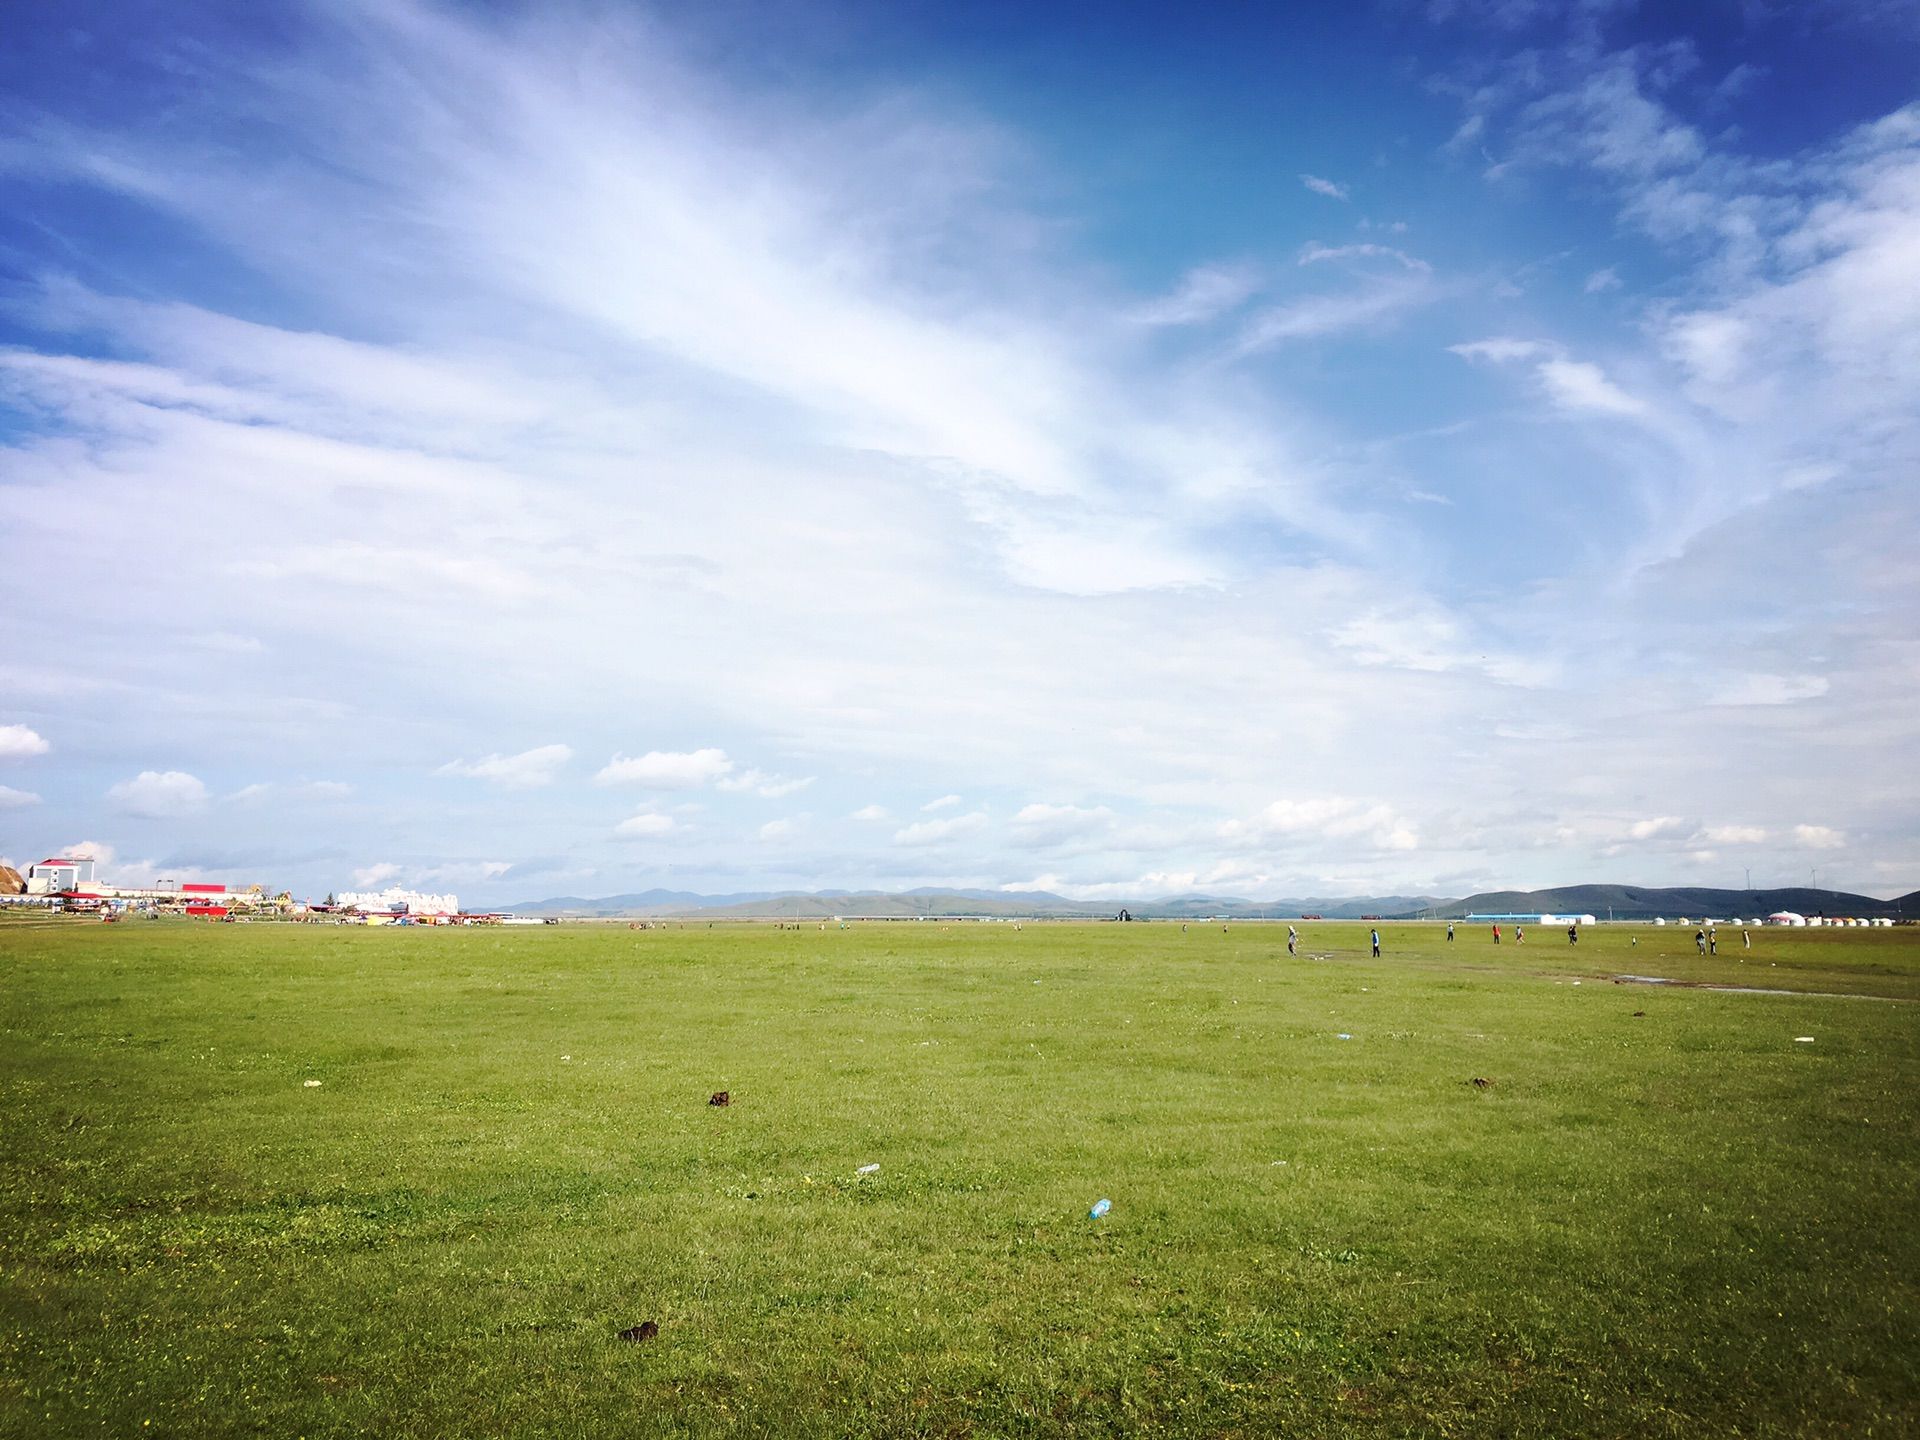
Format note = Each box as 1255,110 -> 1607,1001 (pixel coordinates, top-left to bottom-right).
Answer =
2,0 -> 1916,905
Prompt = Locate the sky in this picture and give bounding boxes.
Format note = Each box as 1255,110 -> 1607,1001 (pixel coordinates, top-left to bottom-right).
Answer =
1,0 -> 1917,907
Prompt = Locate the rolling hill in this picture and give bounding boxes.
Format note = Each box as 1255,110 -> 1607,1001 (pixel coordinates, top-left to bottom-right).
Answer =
504,888 -> 1453,919
505,883 -> 1915,921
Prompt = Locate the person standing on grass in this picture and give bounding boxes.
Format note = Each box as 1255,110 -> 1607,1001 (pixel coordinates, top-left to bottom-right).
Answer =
1695,928 -> 1707,954
1709,929 -> 1718,955
1743,927 -> 1751,949
1516,925 -> 1524,945
1447,922 -> 1454,942
1287,924 -> 1297,955
1492,923 -> 1500,944
1370,927 -> 1381,958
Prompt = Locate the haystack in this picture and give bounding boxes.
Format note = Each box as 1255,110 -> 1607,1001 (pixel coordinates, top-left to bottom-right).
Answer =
0,865 -> 24,896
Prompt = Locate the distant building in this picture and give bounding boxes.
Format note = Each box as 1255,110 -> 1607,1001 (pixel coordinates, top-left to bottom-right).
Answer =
26,856 -> 96,893
17,854 -> 276,909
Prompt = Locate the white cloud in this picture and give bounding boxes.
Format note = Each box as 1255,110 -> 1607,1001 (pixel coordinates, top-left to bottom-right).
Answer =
1300,174 -> 1350,200
0,785 -> 40,809
1584,266 -> 1621,293
107,769 -> 208,818
1505,54 -> 1707,181
0,724 -> 50,759
438,743 -> 573,788
1794,824 -> 1845,850
615,811 -> 676,838
849,804 -> 889,821
1449,337 -> 1549,364
1537,358 -> 1645,416
1627,816 -> 1687,841
921,794 -> 963,812
892,811 -> 989,846
1299,242 -> 1430,274
1326,607 -> 1553,686
1700,825 -> 1768,844
353,862 -> 401,887
1451,339 -> 1645,416
596,749 -> 733,788
758,818 -> 800,841
716,767 -> 815,798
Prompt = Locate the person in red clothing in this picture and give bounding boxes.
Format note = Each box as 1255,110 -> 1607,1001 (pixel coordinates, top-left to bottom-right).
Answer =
1492,923 -> 1501,944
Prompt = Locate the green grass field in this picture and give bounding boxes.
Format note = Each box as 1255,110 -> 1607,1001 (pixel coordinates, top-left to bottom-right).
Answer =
2,919 -> 1915,1438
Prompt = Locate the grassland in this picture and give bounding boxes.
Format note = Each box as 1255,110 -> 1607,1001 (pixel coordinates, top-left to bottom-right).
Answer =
1,919 -> 1915,1437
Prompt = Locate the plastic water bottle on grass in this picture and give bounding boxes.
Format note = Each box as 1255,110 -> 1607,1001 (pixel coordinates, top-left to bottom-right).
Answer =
1089,1198 -> 1111,1219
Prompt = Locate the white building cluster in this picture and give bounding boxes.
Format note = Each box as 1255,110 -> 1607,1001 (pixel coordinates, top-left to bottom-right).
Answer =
335,886 -> 460,916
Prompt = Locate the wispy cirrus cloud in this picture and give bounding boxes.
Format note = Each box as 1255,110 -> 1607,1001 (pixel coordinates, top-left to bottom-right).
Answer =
438,744 -> 573,789
1130,263 -> 1262,327
1449,338 -> 1645,416
893,811 -> 989,847
717,768 -> 814,799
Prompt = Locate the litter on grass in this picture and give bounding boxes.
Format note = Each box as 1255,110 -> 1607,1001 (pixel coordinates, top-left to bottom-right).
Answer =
1336,1033 -> 1354,1040
1794,1036 -> 1815,1043
303,1079 -> 322,1088
1089,1198 -> 1112,1219
856,1163 -> 880,1175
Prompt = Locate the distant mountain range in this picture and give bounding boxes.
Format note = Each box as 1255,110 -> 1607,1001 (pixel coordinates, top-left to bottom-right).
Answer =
503,882 -> 1918,920
1406,884 -> 1915,921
